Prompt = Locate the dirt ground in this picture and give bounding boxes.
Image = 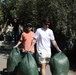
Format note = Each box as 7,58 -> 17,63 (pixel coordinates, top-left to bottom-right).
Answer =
0,41 -> 76,75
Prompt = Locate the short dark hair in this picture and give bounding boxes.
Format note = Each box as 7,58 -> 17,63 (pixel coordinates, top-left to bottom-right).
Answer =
42,17 -> 50,26
42,17 -> 50,24
23,23 -> 32,32
26,23 -> 32,27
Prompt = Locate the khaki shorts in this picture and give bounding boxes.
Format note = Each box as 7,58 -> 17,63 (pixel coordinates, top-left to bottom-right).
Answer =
37,52 -> 51,64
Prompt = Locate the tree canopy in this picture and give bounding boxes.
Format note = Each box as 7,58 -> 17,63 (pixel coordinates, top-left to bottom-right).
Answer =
0,0 -> 76,53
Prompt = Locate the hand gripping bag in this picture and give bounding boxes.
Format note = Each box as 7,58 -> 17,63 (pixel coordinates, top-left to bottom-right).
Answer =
49,52 -> 69,75
17,51 -> 39,75
7,47 -> 21,72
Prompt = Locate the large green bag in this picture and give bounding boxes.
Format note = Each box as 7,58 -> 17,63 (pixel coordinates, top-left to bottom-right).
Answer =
49,52 -> 69,75
17,52 -> 39,75
33,53 -> 41,67
7,47 -> 21,72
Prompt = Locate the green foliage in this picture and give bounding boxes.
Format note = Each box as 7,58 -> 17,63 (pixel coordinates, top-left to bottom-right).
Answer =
0,0 -> 18,19
0,0 -> 76,53
0,10 -> 3,22
0,1 -> 3,22
16,0 -> 38,25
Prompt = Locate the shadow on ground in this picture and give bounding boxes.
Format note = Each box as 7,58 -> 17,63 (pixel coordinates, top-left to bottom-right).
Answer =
0,41 -> 13,75
0,68 -> 8,75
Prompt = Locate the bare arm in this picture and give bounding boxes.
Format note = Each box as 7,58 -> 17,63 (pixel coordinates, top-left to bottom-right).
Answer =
29,38 -> 37,51
13,40 -> 22,48
51,40 -> 62,52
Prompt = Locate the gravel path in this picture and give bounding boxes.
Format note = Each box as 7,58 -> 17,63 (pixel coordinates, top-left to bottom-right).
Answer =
0,54 -> 8,71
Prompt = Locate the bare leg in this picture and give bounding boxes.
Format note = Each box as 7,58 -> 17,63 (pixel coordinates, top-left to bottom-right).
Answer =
40,63 -> 46,75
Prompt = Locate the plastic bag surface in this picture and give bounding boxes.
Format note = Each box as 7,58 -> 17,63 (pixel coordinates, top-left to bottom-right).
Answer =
50,52 -> 69,75
7,47 -> 21,72
17,52 -> 39,75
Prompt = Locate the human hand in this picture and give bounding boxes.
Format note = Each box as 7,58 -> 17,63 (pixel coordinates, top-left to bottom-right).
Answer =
13,45 -> 18,48
28,50 -> 33,53
59,49 -> 62,52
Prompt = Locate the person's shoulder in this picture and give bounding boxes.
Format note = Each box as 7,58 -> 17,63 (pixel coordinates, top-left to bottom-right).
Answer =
36,28 -> 42,31
30,31 -> 34,34
35,28 -> 41,33
22,32 -> 26,35
48,28 -> 53,32
48,28 -> 52,30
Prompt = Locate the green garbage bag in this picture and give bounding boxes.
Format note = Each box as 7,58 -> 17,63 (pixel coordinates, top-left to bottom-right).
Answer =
33,53 -> 41,67
49,52 -> 69,75
17,51 -> 39,75
7,47 -> 21,72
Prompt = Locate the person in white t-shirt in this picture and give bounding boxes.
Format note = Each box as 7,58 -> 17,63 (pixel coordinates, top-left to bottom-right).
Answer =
29,17 -> 62,75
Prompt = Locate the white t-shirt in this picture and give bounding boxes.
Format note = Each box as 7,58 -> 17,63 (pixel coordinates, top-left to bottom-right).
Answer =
33,27 -> 55,54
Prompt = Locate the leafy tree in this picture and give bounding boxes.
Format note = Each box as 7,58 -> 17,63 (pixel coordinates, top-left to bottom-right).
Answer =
0,1 -> 3,23
1,0 -> 18,20
0,0 -> 76,53
16,0 -> 37,25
